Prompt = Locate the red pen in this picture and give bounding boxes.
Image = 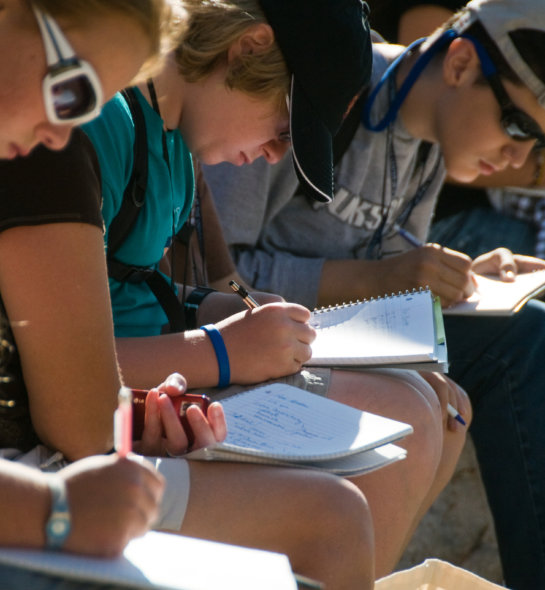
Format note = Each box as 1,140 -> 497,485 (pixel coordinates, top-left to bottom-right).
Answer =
114,386 -> 133,457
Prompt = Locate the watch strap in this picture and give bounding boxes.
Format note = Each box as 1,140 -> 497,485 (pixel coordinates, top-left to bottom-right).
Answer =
45,476 -> 71,550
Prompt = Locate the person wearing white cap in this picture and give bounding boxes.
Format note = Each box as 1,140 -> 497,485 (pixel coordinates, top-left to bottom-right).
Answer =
364,0 -> 545,263
202,1 -> 545,587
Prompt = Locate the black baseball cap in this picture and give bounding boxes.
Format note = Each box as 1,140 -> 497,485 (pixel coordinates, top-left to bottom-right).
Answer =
259,0 -> 372,202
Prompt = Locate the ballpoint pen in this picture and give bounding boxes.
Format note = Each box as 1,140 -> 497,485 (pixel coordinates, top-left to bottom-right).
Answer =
229,279 -> 260,309
393,222 -> 424,248
447,403 -> 466,426
114,386 -> 133,457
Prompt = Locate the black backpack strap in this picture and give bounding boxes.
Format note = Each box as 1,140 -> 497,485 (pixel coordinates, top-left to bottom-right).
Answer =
174,185 -> 206,284
108,88 -> 148,255
106,87 -> 186,333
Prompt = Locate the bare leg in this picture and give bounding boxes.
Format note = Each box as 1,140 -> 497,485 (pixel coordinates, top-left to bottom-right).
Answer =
325,368 -> 466,577
180,462 -> 375,590
398,372 -> 471,550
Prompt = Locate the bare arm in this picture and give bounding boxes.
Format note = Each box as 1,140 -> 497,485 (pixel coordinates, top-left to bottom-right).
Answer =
0,455 -> 163,555
115,300 -> 315,390
319,245 -> 475,308
0,223 -> 121,460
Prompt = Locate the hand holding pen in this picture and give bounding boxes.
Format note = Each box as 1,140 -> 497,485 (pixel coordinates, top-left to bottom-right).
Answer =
393,223 -> 478,299
393,228 -> 469,427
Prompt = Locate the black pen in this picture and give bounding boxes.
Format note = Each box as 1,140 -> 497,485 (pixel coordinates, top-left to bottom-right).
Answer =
229,279 -> 260,309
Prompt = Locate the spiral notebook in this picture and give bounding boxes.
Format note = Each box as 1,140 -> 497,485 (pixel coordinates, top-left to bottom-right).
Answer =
187,383 -> 412,477
305,288 -> 448,372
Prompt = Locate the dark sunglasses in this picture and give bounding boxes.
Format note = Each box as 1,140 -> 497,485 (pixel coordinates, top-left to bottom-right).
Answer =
33,4 -> 103,125
465,34 -> 545,150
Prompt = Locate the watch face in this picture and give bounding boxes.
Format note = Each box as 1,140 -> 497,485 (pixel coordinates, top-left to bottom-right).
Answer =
46,512 -> 71,548
46,478 -> 71,549
48,515 -> 70,536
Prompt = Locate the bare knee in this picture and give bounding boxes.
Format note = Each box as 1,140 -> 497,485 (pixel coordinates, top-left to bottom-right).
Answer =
290,474 -> 375,590
328,370 -> 444,482
186,463 -> 375,590
388,376 -> 444,468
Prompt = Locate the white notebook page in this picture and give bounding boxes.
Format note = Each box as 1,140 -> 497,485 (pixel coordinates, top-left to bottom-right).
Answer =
220,383 -> 411,461
309,290 -> 436,364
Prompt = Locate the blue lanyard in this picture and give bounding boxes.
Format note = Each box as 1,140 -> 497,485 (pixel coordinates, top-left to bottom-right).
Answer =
362,32 -> 456,258
362,29 -> 458,132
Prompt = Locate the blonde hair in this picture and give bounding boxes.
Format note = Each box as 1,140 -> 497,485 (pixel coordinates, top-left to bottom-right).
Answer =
175,0 -> 289,113
34,0 -> 186,79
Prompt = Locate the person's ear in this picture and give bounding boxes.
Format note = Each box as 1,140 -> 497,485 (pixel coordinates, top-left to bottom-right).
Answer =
227,23 -> 275,62
442,37 -> 480,88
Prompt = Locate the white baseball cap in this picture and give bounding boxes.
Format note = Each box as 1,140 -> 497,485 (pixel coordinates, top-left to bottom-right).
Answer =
458,0 -> 545,107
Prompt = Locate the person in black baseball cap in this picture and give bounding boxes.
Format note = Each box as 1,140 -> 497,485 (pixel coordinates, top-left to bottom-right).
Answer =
174,0 -> 372,203
258,0 -> 372,202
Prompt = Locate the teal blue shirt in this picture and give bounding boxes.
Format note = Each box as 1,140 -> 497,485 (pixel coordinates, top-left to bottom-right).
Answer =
83,89 -> 194,336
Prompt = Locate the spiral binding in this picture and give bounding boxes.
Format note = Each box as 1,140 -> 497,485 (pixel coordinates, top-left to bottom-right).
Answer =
312,286 -> 430,313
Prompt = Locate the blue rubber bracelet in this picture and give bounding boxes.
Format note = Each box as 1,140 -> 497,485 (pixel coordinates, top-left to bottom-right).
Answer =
200,324 -> 230,388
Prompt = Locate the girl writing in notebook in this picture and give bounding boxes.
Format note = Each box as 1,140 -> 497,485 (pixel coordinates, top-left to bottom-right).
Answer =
0,1 -> 171,587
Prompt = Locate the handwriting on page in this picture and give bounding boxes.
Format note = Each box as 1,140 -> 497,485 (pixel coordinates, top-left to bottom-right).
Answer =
311,294 -> 417,332
222,385 -> 358,455
308,292 -> 436,364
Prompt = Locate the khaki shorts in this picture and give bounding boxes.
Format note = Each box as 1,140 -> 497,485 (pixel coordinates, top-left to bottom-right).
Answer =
134,455 -> 190,531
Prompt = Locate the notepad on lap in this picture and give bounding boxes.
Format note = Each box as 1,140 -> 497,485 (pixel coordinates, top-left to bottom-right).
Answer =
187,383 -> 412,476
0,531 -> 298,590
305,288 -> 447,371
443,270 -> 545,316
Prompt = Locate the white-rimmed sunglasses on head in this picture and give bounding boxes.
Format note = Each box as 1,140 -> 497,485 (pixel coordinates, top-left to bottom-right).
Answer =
32,4 -> 104,126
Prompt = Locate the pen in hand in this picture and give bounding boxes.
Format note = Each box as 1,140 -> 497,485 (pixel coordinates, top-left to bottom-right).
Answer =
394,223 -> 478,297
447,403 -> 467,426
114,386 -> 133,457
229,279 -> 260,309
